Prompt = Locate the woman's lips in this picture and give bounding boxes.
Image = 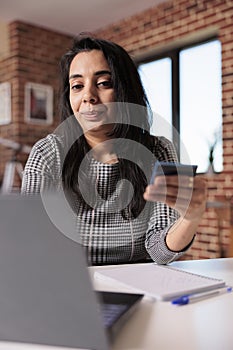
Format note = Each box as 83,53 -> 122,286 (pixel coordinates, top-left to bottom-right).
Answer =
80,110 -> 104,120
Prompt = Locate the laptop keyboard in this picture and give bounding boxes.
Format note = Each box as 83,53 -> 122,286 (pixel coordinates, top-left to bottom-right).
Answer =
101,303 -> 128,328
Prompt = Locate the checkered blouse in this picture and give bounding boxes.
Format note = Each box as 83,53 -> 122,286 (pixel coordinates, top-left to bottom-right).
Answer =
21,133 -> 191,265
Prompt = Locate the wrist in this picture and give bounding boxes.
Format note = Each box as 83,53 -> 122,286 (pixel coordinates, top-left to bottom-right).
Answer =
166,216 -> 199,252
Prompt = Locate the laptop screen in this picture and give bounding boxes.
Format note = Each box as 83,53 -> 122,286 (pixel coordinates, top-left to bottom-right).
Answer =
0,194 -> 108,350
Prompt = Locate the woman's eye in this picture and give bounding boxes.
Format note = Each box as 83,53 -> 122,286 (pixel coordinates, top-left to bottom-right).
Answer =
71,84 -> 83,90
97,81 -> 113,88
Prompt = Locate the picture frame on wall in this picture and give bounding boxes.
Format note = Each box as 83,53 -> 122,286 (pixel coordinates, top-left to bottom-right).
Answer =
25,82 -> 53,124
0,82 -> 11,125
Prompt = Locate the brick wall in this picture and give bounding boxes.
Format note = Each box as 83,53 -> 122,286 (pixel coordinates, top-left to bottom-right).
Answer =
0,22 -> 73,188
0,0 -> 232,259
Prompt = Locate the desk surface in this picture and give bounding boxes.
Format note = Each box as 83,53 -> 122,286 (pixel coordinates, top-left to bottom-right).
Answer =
90,258 -> 233,350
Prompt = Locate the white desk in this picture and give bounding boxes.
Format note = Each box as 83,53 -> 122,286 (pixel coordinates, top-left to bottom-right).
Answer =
90,258 -> 233,350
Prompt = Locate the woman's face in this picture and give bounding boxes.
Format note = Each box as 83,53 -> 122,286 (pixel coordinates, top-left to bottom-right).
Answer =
69,50 -> 116,133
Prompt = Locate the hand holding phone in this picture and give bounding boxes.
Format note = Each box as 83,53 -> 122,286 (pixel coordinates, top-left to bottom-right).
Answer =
150,161 -> 197,184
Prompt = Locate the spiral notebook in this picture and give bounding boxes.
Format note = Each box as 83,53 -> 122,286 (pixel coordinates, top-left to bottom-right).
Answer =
95,263 -> 226,301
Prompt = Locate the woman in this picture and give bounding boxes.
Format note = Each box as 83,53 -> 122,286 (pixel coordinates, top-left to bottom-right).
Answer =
21,34 -> 207,265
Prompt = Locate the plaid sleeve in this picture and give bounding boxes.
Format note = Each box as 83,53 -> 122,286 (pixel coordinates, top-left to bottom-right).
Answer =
154,135 -> 178,162
21,134 -> 61,194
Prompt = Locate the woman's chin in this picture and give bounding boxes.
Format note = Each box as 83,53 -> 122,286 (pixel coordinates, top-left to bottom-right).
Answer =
84,122 -> 114,134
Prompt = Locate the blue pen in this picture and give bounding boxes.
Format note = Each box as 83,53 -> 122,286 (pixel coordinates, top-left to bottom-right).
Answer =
171,286 -> 232,305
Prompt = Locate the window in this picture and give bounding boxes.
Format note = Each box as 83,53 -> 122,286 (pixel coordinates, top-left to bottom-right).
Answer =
138,39 -> 222,173
138,58 -> 172,140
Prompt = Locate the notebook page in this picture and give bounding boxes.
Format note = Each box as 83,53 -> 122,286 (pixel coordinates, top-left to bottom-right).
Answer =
95,263 -> 226,301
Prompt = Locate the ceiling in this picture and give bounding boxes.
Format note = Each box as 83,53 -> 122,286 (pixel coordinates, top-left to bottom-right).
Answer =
0,0 -> 166,35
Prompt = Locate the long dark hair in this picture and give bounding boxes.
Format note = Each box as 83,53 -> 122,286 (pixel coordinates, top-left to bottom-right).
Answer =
60,34 -> 154,219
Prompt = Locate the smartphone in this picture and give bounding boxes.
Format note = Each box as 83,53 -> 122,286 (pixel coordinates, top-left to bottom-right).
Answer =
150,161 -> 198,184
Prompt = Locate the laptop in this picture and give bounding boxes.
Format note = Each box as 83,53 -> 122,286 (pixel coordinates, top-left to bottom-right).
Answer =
0,194 -> 143,350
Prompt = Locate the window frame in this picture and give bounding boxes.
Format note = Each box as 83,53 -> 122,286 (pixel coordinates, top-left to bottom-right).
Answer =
136,36 -> 220,165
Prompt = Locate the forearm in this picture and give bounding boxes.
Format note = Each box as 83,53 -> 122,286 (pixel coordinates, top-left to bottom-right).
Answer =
165,216 -> 198,252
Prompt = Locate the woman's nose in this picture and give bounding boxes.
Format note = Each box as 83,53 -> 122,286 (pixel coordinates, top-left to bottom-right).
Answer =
82,86 -> 98,103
